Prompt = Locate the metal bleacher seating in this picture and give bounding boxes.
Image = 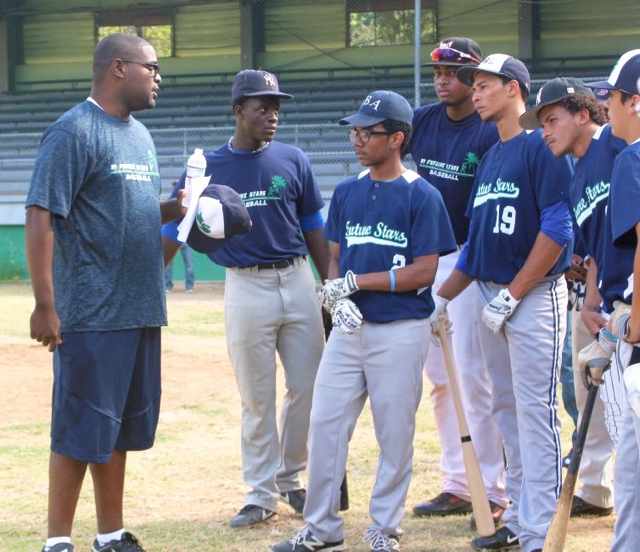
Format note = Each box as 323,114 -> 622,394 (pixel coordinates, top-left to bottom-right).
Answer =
0,71 -> 431,205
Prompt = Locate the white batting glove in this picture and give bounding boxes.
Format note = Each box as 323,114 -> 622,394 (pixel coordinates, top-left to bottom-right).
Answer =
566,278 -> 586,312
319,270 -> 359,313
482,288 -> 520,333
610,300 -> 632,341
331,298 -> 363,335
577,329 -> 616,390
428,295 -> 451,347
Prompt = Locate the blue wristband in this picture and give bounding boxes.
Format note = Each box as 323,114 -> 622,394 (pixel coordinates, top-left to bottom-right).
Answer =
388,269 -> 396,293
600,328 -> 618,342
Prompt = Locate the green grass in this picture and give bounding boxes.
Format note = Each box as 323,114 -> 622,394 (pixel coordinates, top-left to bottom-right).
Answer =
0,283 -> 615,551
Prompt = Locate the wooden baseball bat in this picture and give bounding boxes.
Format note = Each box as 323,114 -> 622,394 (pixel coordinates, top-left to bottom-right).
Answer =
543,358 -> 607,552
438,316 -> 494,537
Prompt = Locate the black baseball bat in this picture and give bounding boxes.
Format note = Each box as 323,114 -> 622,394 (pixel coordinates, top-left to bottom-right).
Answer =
543,358 -> 609,551
324,310 -> 349,511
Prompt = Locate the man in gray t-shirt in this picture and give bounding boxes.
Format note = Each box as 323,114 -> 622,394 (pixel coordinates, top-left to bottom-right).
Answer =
25,33 -> 184,552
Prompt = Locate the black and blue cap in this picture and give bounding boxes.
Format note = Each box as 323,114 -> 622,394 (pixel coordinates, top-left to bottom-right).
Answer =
585,49 -> 640,94
339,90 -> 413,127
232,69 -> 294,103
187,183 -> 252,254
519,77 -> 595,130
457,54 -> 531,95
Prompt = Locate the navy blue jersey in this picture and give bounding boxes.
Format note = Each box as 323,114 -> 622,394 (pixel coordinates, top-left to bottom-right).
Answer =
568,125 -> 628,312
606,141 -> 640,306
163,140 -> 324,267
411,103 -> 499,244
464,130 -> 573,284
325,169 -> 456,323
570,125 -> 626,267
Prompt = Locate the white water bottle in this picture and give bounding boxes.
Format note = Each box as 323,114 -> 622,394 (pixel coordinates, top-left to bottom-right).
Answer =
183,148 -> 206,207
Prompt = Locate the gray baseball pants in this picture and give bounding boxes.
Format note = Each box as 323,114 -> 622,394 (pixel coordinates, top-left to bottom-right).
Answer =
610,341 -> 640,552
303,318 -> 430,542
225,257 -> 324,512
476,276 -> 567,552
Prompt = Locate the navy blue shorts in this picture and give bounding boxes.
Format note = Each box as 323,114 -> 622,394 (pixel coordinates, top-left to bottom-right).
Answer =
51,328 -> 161,463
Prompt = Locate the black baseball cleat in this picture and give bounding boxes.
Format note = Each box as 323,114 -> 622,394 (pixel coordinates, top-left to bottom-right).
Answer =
229,504 -> 277,527
279,488 -> 306,514
42,545 -> 74,552
271,525 -> 345,552
570,496 -> 614,517
413,492 -> 473,516
469,501 -> 506,530
92,532 -> 145,551
471,526 -> 519,551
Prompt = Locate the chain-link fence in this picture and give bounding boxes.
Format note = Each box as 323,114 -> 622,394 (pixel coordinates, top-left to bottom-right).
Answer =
1,0 -> 638,209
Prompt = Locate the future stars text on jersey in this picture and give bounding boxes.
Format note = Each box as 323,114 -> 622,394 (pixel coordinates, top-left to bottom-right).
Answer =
344,220 -> 408,248
473,178 -> 520,206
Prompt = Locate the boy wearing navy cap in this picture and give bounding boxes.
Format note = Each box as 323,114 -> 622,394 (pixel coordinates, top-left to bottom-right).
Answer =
272,90 -> 455,552
163,69 -> 330,528
435,55 -> 574,551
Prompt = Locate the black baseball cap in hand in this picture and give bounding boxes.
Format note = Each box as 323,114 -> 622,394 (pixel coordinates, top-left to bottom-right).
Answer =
519,77 -> 596,130
424,37 -> 483,67
232,69 -> 293,103
187,184 -> 252,254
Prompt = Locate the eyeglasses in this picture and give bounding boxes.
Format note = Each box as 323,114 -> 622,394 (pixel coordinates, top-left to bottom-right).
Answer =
430,47 -> 482,66
348,129 -> 393,144
121,59 -> 160,77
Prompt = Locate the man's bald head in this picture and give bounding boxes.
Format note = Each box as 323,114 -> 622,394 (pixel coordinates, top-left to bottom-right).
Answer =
93,33 -> 151,82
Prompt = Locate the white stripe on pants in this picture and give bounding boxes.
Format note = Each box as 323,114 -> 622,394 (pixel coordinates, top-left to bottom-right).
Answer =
476,277 -> 567,552
225,258 -> 324,511
303,318 -> 430,542
571,311 -> 616,508
611,341 -> 640,552
424,250 -> 506,505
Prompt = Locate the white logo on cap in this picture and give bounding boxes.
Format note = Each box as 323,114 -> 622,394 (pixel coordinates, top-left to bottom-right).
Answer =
440,40 -> 454,48
567,87 -> 575,93
362,95 -> 381,111
480,54 -> 509,71
263,73 -> 276,87
536,88 -> 543,105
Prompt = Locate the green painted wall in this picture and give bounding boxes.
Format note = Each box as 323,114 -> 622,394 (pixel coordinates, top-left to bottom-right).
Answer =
168,250 -> 227,283
1,226 -> 321,283
0,226 -> 29,280
0,226 -> 227,282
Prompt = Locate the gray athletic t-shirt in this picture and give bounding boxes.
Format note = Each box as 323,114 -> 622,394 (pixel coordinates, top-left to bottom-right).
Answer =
26,100 -> 167,332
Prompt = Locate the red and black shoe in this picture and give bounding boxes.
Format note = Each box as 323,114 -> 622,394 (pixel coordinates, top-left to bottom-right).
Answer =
412,492 -> 473,517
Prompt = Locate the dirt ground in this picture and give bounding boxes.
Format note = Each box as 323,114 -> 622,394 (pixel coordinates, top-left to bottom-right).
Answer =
0,283 -> 615,551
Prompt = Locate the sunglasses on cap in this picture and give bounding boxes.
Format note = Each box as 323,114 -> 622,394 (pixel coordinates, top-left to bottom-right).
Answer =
430,47 -> 481,65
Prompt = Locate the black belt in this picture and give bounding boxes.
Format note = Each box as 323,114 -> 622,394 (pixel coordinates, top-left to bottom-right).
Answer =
256,256 -> 305,270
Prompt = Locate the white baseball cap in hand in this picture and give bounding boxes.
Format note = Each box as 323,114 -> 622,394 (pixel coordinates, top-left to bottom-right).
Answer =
187,183 -> 252,253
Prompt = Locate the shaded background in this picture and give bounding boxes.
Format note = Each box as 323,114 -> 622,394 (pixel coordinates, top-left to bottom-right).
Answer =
0,0 -> 637,280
